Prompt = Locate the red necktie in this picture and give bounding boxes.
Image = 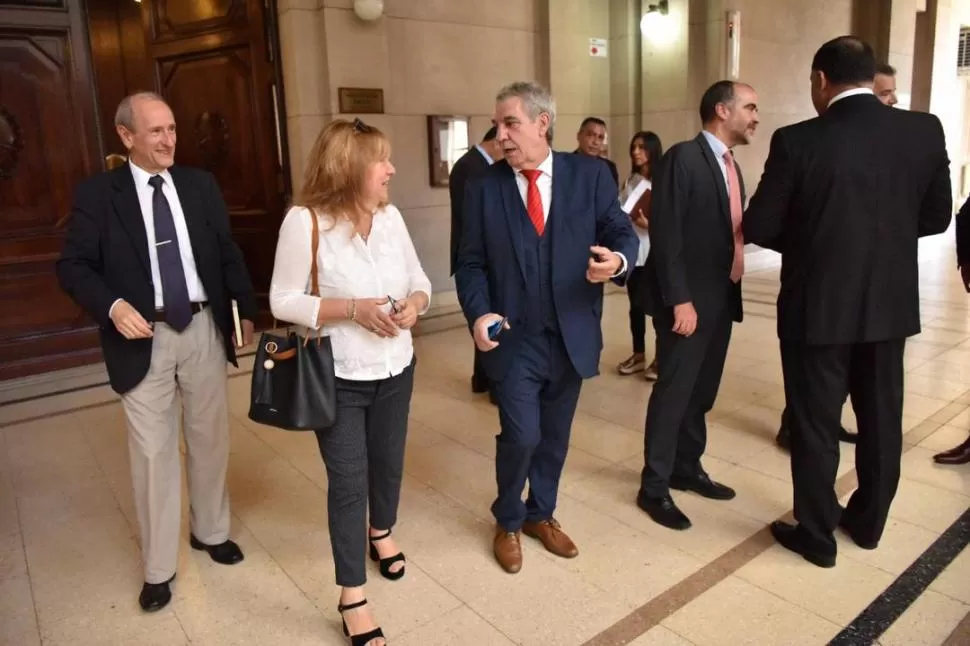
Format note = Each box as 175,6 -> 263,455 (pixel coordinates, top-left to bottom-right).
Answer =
520,169 -> 545,236
723,150 -> 744,282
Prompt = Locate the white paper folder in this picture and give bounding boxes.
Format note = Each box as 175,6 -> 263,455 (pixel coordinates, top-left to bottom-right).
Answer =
231,299 -> 244,348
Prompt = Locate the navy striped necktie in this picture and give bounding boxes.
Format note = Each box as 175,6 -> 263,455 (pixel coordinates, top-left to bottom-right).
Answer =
148,175 -> 193,331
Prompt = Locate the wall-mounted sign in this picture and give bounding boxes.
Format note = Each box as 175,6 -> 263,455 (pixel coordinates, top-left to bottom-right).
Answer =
338,87 -> 385,114
589,38 -> 608,57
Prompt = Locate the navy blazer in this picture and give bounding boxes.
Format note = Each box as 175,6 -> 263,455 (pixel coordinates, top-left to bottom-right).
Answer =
57,164 -> 257,394
454,151 -> 638,381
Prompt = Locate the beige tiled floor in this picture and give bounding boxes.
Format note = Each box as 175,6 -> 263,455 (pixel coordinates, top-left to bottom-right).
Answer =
1,234 -> 969,646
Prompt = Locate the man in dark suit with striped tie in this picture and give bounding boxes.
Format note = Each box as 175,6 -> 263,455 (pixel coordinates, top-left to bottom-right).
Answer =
450,126 -> 502,396
57,92 -> 256,611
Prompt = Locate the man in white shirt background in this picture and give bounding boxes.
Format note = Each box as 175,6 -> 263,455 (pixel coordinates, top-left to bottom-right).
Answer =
450,126 -> 503,399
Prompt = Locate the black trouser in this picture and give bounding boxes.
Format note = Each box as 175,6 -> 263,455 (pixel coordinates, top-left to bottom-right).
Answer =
314,358 -> 416,587
628,267 -> 648,355
640,299 -> 733,497
472,347 -> 488,391
781,340 -> 904,554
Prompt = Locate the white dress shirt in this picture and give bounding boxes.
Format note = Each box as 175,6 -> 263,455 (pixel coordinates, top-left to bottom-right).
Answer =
828,87 -> 874,108
109,162 -> 207,317
512,151 -> 627,275
701,130 -> 731,189
269,204 -> 433,381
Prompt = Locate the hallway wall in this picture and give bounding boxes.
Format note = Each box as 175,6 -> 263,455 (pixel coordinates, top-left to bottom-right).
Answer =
276,0 -> 964,307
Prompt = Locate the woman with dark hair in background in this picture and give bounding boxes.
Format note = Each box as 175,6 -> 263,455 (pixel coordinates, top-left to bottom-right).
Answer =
617,131 -> 664,380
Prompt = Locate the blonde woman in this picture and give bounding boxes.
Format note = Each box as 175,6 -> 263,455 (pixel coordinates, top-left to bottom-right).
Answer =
269,118 -> 431,646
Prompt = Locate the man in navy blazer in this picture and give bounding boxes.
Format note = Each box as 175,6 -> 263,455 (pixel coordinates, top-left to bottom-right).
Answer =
455,81 -> 638,574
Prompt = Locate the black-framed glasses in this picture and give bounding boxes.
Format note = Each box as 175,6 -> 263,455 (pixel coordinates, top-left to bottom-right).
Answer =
353,117 -> 370,133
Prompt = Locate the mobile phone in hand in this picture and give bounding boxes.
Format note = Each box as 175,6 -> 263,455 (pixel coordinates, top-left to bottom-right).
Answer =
487,317 -> 508,340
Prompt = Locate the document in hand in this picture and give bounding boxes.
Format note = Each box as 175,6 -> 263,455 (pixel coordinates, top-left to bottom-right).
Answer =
231,299 -> 244,348
621,178 -> 649,214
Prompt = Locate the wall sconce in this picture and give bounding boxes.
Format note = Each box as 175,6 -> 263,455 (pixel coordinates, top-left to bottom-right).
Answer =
353,0 -> 384,22
640,0 -> 669,37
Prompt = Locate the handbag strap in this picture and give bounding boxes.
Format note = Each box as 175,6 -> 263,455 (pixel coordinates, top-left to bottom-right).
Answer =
271,208 -> 322,335
308,208 -> 321,297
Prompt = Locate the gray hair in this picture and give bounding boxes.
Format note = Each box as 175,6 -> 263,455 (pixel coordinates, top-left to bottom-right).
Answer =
496,81 -> 556,141
114,92 -> 167,131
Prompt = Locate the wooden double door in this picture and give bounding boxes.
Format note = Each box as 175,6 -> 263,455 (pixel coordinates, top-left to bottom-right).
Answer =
0,0 -> 288,381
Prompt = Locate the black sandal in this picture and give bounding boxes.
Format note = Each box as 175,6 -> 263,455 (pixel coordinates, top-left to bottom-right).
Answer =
337,598 -> 385,646
368,530 -> 406,581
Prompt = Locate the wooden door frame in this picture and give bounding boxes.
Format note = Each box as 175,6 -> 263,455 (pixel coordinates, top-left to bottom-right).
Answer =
0,0 -> 292,383
82,0 -> 292,202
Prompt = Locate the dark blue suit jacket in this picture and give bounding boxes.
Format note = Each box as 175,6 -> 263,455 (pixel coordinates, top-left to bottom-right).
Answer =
454,151 -> 638,382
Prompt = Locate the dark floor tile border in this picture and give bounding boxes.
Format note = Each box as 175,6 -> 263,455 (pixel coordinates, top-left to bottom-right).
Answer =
828,508 -> 970,645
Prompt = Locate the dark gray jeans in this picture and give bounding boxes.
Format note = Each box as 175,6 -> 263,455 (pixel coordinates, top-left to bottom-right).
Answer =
314,357 -> 415,587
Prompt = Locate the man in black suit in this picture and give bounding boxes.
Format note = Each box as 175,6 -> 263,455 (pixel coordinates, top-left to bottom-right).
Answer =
744,36 -> 952,567
57,92 -> 257,610
774,60 -> 901,451
450,126 -> 503,395
635,81 -> 759,530
933,195 -> 970,465
574,117 -> 620,187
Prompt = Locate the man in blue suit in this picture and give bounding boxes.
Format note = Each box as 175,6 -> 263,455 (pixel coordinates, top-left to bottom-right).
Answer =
455,81 -> 638,574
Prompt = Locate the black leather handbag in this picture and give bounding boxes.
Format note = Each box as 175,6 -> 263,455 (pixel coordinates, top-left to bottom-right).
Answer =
248,211 -> 337,431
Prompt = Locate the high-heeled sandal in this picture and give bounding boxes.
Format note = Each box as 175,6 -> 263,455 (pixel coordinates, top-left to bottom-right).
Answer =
337,598 -> 385,646
368,530 -> 406,581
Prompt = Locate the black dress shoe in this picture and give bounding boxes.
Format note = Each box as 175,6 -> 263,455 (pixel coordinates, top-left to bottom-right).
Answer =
769,521 -> 836,568
139,574 -> 175,612
190,535 -> 244,565
838,514 -> 879,550
669,472 -> 736,500
933,436 -> 970,465
636,492 -> 691,530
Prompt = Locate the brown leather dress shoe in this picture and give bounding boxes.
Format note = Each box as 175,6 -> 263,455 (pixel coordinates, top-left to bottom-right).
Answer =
493,528 -> 523,573
933,436 -> 970,465
522,518 -> 578,558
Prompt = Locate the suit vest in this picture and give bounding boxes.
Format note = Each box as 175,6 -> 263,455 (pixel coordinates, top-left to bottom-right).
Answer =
521,215 -> 559,335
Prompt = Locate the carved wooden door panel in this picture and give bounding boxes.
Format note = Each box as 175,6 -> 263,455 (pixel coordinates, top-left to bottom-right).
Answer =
145,0 -> 287,310
0,2 -> 104,380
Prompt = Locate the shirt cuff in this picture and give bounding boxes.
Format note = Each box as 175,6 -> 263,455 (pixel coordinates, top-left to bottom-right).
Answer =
308,296 -> 322,330
108,298 -> 123,320
611,252 -> 628,278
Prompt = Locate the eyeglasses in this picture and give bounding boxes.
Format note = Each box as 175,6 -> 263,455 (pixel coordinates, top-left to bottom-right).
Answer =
353,118 -> 371,133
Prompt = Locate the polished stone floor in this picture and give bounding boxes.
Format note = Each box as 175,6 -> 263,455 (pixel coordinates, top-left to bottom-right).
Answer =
0,235 -> 968,646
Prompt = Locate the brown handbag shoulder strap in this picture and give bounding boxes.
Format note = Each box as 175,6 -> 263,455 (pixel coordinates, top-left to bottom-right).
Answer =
309,209 -> 321,297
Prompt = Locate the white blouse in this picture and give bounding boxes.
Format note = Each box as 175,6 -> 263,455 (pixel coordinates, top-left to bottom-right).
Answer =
269,204 -> 432,381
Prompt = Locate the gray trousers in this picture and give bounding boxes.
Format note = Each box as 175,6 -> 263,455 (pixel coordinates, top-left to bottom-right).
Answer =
120,308 -> 231,584
315,357 -> 416,587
